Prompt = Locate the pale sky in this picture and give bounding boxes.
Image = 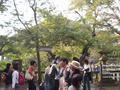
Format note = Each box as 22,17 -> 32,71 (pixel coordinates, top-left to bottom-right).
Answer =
0,0 -> 119,36
0,0 -> 79,36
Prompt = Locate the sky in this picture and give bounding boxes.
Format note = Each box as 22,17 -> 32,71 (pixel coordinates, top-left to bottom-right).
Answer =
0,0 -> 119,36
0,0 -> 79,36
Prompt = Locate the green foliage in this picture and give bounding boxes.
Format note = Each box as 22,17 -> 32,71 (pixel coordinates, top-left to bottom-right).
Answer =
0,0 -> 9,13
0,0 -> 119,71
70,0 -> 114,9
0,61 -> 9,70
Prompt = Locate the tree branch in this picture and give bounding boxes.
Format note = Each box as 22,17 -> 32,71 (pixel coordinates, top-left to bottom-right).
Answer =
13,0 -> 29,29
0,44 -> 6,52
75,10 -> 86,24
114,29 -> 120,35
28,0 -> 42,84
0,39 -> 9,53
106,23 -> 120,35
13,0 -> 34,36
28,0 -> 38,25
108,5 -> 120,22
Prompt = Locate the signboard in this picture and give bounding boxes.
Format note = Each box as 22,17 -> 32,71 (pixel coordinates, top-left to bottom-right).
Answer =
39,46 -> 52,52
102,64 -> 120,81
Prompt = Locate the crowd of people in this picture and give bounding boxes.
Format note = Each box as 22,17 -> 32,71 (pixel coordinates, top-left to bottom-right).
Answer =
0,57 -> 95,90
43,57 -> 93,90
2,62 -> 22,90
1,60 -> 37,90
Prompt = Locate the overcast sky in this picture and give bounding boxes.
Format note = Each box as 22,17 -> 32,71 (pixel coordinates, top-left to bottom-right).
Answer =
0,0 -> 119,36
0,0 -> 79,36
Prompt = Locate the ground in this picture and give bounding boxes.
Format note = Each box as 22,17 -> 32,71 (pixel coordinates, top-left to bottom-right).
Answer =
0,82 -> 120,90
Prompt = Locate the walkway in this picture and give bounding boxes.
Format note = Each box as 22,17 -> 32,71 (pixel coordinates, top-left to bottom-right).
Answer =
0,83 -> 120,90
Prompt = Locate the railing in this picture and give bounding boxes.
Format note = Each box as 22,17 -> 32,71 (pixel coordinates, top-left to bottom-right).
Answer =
102,64 -> 120,81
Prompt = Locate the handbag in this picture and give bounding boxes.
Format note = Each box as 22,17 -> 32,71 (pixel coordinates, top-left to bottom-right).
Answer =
25,71 -> 33,80
1,73 -> 6,82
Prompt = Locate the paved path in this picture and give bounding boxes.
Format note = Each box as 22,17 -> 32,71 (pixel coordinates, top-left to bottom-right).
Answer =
0,83 -> 120,90
0,83 -> 39,90
91,83 -> 120,90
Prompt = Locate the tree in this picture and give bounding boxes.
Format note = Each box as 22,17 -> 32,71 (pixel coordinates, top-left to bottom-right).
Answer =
41,12 -> 94,59
12,0 -> 53,85
70,0 -> 120,61
0,35 -> 24,60
0,0 -> 9,12
0,35 -> 9,56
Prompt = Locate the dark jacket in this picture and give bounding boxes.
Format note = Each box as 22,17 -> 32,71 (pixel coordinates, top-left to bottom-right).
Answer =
3,69 -> 12,85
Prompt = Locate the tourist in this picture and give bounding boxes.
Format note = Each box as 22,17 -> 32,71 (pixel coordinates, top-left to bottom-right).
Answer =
83,59 -> 91,90
44,63 -> 58,90
12,63 -> 20,90
3,63 -> 12,90
68,74 -> 82,90
27,60 -> 37,90
65,60 -> 82,87
58,58 -> 69,90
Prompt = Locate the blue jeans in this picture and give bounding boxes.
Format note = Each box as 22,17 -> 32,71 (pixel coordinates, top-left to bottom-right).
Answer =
44,81 -> 56,90
83,75 -> 91,90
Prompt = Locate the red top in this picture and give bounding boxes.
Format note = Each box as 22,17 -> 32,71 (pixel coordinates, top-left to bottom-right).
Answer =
28,66 -> 34,76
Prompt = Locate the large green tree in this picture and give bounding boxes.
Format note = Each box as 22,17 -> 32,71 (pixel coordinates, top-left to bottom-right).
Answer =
70,0 -> 120,61
12,0 -> 55,84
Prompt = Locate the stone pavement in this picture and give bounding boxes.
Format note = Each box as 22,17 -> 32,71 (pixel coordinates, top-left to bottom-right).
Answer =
0,83 -> 120,90
91,83 -> 120,90
0,83 -> 39,90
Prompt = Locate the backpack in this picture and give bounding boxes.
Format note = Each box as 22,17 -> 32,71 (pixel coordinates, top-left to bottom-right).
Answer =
1,73 -> 6,82
19,72 -> 25,86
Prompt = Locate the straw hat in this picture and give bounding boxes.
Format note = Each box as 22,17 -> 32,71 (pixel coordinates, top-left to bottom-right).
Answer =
70,61 -> 81,70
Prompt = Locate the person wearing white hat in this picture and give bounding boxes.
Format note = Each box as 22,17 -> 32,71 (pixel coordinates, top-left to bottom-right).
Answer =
70,61 -> 81,70
65,61 -> 82,88
68,74 -> 82,90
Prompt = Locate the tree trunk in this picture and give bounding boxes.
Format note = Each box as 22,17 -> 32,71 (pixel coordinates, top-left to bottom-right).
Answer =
36,37 -> 42,85
79,31 -> 96,63
79,43 -> 90,63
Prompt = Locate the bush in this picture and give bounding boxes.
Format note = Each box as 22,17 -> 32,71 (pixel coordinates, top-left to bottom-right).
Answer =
0,61 -> 9,70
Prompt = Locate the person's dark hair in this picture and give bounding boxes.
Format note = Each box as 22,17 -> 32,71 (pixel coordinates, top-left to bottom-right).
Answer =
13,64 -> 19,71
30,60 -> 36,66
73,57 -> 80,62
73,69 -> 80,74
5,63 -> 11,72
71,74 -> 81,88
55,56 -> 60,60
60,58 -> 69,64
84,59 -> 89,65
